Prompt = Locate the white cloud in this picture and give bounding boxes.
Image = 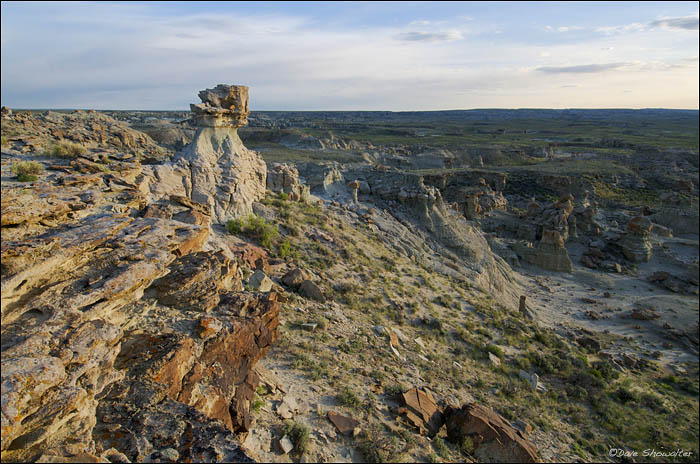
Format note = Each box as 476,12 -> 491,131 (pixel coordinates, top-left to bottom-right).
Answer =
650,15 -> 699,31
594,22 -> 647,35
394,30 -> 464,42
537,63 -> 628,74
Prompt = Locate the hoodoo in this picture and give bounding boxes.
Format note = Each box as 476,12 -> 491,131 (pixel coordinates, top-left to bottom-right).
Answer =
175,84 -> 267,223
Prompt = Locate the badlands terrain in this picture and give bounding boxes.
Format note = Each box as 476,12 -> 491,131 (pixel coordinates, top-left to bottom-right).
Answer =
1,86 -> 698,463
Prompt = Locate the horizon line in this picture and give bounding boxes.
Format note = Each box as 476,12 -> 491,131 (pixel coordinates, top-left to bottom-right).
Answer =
5,107 -> 700,112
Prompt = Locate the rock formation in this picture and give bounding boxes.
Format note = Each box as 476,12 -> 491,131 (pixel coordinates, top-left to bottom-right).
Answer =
1,110 -> 169,160
266,163 -> 310,201
191,84 -> 250,128
1,85 -> 278,463
176,85 -> 267,223
445,403 -> 539,463
134,85 -> 267,224
515,230 -> 573,272
618,216 -> 653,263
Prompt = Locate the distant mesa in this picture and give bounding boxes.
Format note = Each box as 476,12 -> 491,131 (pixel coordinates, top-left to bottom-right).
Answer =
190,84 -> 250,128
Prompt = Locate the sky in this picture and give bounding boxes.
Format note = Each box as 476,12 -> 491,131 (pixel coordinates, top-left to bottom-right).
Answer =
1,1 -> 698,110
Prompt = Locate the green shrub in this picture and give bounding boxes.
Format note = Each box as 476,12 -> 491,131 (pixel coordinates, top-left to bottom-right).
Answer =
226,214 -> 278,248
432,436 -> 450,459
251,398 -> 264,412
278,239 -> 292,259
486,344 -> 504,359
47,140 -> 86,158
592,361 -> 619,382
459,436 -> 475,455
11,161 -> 43,182
613,387 -> 639,404
283,421 -> 310,454
358,425 -> 403,463
384,383 -> 405,397
337,386 -> 362,409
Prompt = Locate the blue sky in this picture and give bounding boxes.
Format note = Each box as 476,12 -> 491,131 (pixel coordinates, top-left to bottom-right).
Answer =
1,1 -> 698,110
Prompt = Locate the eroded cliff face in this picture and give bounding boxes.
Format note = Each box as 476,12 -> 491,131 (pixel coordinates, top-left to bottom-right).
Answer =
1,86 -> 276,463
318,167 -> 522,309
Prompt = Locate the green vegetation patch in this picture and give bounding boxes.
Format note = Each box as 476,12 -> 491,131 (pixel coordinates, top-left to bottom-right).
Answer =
11,161 -> 43,182
47,140 -> 87,158
227,214 -> 279,248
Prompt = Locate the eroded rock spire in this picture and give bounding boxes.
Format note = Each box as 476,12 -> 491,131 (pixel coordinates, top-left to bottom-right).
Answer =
175,84 -> 267,223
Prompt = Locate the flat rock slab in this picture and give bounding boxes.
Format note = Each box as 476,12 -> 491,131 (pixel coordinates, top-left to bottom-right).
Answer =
399,388 -> 444,435
327,411 -> 360,436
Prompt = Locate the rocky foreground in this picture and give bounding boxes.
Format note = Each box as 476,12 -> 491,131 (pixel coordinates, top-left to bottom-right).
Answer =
1,86 -> 278,462
1,88 -> 698,463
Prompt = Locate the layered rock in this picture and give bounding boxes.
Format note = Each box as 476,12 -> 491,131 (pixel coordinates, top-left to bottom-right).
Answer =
515,230 -> 573,272
1,110 -> 169,161
191,84 -> 250,128
267,163 -> 310,201
445,403 -> 539,463
1,213 -> 211,461
397,388 -> 444,436
1,85 -> 279,463
101,292 -> 279,438
650,192 -> 699,235
297,162 -> 345,195
526,195 -> 575,242
135,85 -> 267,224
618,216 -> 653,263
174,85 -> 266,222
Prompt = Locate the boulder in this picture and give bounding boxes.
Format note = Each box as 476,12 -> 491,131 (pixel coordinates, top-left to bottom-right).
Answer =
298,280 -> 325,302
248,270 -> 273,292
228,242 -> 269,272
327,411 -> 360,436
281,268 -> 310,288
445,403 -> 539,463
191,84 -> 250,128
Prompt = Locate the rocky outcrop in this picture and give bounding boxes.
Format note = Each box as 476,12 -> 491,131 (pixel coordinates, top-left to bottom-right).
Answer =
650,192 -> 699,235
297,162 -> 345,195
135,85 -> 267,223
397,388 -> 444,436
445,403 -> 539,463
148,250 -> 242,312
1,85 -> 279,463
525,195 -> 575,242
337,169 -> 520,309
618,216 -> 652,263
1,110 -> 169,161
101,292 -> 279,438
174,126 -> 266,222
515,230 -> 573,272
266,163 -> 310,201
